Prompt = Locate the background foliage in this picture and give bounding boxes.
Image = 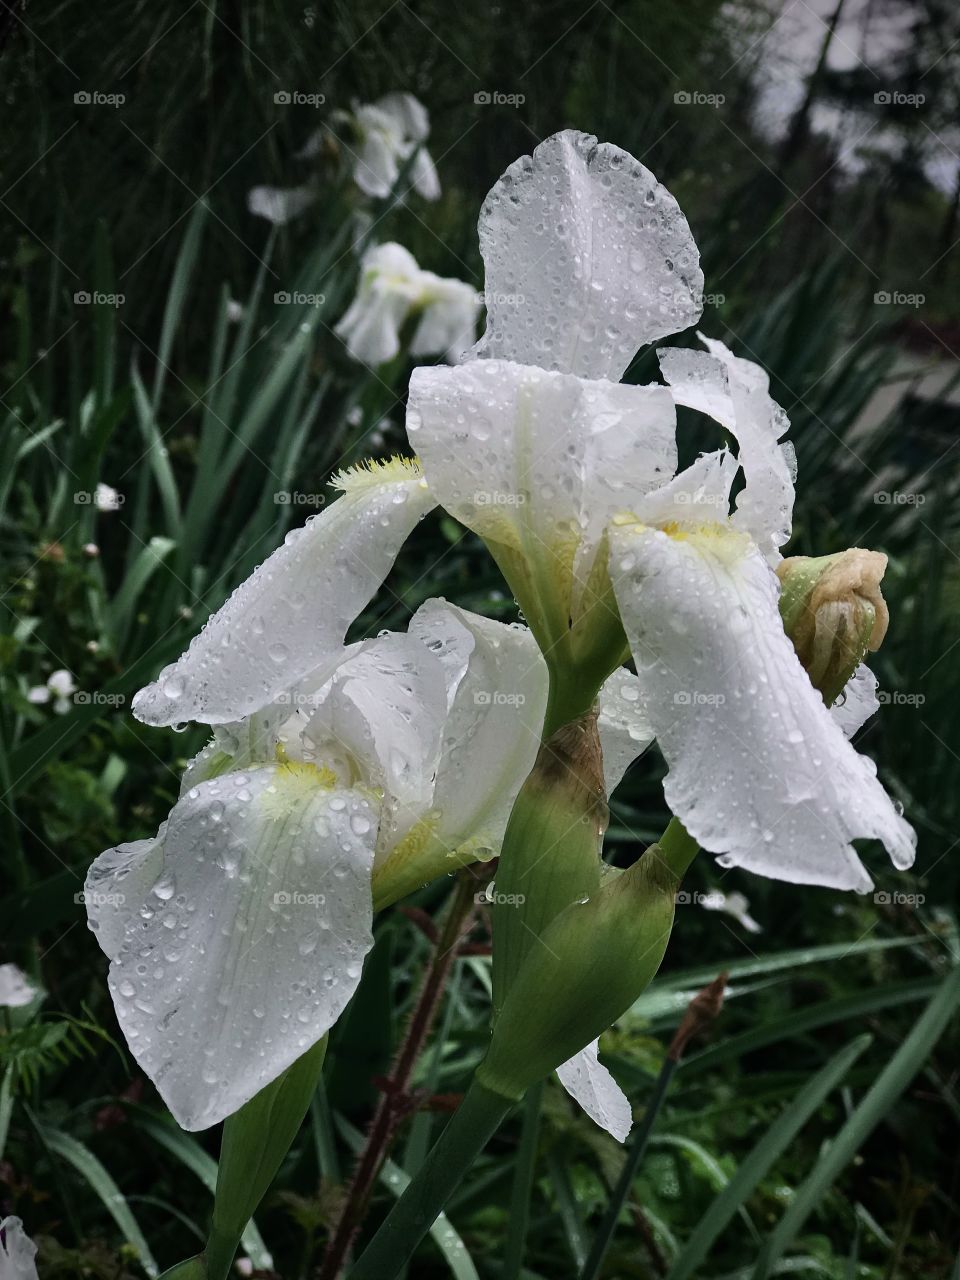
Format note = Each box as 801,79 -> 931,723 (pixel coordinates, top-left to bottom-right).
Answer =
1,0 -> 959,1276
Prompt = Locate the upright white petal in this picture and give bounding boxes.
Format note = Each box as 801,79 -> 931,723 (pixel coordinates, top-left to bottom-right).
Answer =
102,768 -> 378,1131
0,1217 -> 39,1280
469,130 -> 703,380
352,104 -> 406,197
247,184 -> 318,225
132,460 -> 433,727
597,669 -> 654,797
0,965 -> 39,1009
336,242 -> 424,364
658,343 -> 795,562
831,664 -> 880,739
407,359 -> 675,631
556,1040 -> 632,1142
610,523 -> 916,891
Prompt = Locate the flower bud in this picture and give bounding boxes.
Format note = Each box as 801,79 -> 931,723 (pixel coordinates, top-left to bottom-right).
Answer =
777,549 -> 889,706
479,849 -> 679,1100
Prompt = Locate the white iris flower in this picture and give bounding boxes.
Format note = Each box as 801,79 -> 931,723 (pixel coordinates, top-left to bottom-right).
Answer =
335,242 -> 480,366
88,129 -> 915,1142
0,1218 -> 39,1280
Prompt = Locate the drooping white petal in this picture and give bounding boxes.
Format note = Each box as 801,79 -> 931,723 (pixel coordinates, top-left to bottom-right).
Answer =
409,600 -> 548,859
0,965 -> 39,1009
831,664 -> 880,739
132,461 -> 433,728
407,145 -> 441,202
84,832 -> 164,960
630,449 -> 737,531
102,767 -> 378,1131
609,523 -> 916,891
409,276 -> 480,362
597,669 -> 654,797
556,1039 -> 632,1142
469,130 -> 703,380
0,1217 -> 40,1280
658,343 -> 795,562
407,359 -> 675,630
247,184 -> 317,225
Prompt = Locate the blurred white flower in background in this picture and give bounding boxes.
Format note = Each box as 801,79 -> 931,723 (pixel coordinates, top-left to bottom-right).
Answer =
700,890 -> 763,934
26,669 -> 77,714
0,964 -> 39,1008
248,91 -> 439,227
335,242 -> 479,365
94,482 -> 122,512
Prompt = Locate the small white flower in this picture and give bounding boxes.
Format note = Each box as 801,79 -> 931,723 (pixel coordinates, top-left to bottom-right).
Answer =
348,92 -> 440,202
94,482 -> 122,512
226,298 -> 245,323
0,965 -> 39,1008
83,542 -> 100,557
335,242 -> 480,366
27,669 -> 77,713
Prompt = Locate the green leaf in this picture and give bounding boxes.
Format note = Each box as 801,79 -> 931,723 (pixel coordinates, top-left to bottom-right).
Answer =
751,965 -> 960,1279
39,1125 -> 159,1277
666,1033 -> 872,1280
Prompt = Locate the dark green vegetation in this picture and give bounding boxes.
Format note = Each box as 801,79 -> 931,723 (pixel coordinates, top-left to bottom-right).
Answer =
1,1 -> 958,1276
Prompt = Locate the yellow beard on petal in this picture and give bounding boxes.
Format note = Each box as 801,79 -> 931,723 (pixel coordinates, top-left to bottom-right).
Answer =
258,760 -> 338,820
331,455 -> 425,492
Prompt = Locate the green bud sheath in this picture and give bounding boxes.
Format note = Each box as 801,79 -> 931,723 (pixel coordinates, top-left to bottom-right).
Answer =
777,548 -> 890,706
491,711 -> 607,1017
479,848 -> 679,1100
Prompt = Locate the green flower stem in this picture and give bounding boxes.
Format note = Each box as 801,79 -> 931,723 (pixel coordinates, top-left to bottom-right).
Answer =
347,1079 -> 514,1280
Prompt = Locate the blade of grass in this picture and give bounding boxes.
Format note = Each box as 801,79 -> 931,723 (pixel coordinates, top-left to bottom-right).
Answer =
500,1081 -> 543,1280
751,964 -> 960,1279
40,1124 -> 159,1277
665,1033 -> 872,1280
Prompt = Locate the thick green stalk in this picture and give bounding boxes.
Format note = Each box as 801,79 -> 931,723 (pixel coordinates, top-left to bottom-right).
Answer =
347,1079 -> 514,1280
